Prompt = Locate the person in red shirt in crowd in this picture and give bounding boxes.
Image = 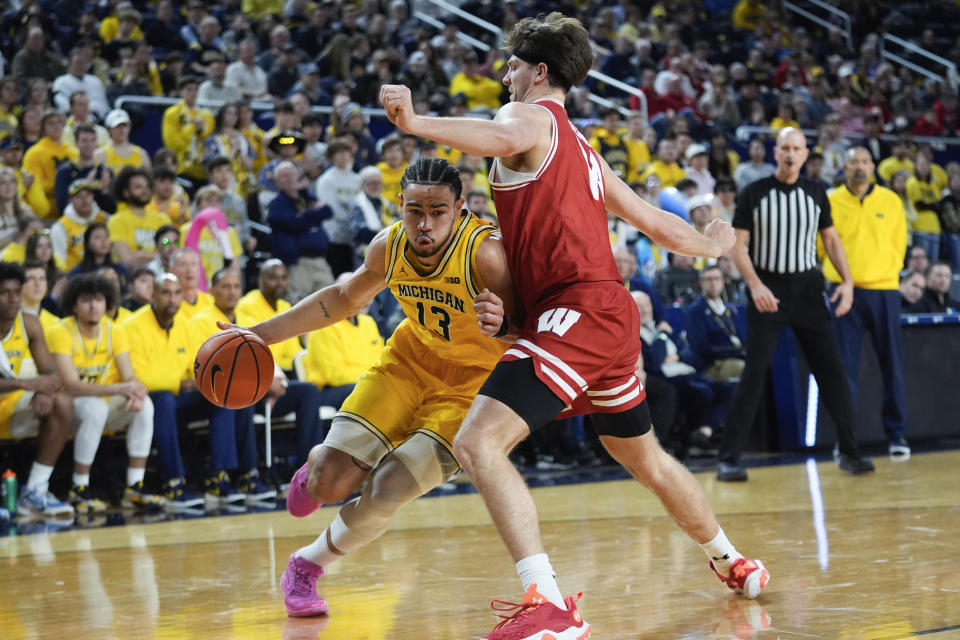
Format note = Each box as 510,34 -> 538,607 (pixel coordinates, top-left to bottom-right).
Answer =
934,87 -> 959,135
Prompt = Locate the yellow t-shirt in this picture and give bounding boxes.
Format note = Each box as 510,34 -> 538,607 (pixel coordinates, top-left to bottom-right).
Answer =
448,72 -> 503,110
47,316 -> 127,386
877,156 -> 914,185
22,137 -> 78,216
303,315 -> 384,387
641,160 -> 687,188
146,197 -> 189,226
905,175 -> 942,234
121,305 -> 193,392
235,290 -> 301,371
384,212 -> 508,369
107,203 -> 173,253
375,161 -> 407,211
623,137 -> 652,184
178,222 -> 242,284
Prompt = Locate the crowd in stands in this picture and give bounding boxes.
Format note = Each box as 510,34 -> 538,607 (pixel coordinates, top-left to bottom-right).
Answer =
0,0 -> 959,519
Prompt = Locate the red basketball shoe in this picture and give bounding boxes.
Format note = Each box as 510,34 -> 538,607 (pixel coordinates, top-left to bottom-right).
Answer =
710,557 -> 770,599
483,585 -> 591,640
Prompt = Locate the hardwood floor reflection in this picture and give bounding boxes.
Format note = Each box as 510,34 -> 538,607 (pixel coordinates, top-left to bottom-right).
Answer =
2,451 -> 959,638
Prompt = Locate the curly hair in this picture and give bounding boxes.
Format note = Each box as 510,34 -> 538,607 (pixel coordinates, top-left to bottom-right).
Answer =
0,261 -> 25,286
60,273 -> 117,317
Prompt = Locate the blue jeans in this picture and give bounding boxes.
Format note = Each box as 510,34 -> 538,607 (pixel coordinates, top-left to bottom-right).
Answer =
151,390 -> 256,480
912,232 -> 941,262
944,232 -> 960,272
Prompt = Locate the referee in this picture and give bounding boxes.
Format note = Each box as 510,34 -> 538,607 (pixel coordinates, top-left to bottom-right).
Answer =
717,128 -> 875,481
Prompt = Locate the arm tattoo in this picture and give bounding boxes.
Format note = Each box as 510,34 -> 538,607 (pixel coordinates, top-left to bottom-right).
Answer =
318,299 -> 331,318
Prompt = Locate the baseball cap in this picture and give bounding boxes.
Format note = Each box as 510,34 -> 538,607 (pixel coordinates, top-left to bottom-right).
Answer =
408,51 -> 427,65
104,109 -> 131,129
685,143 -> 708,161
686,193 -> 714,215
69,179 -> 100,196
341,102 -> 363,121
0,137 -> 24,151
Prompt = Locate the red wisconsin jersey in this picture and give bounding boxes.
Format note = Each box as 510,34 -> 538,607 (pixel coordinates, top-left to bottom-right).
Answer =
490,98 -> 621,308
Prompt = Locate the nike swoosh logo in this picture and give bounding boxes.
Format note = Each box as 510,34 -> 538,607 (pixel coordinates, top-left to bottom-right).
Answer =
210,364 -> 223,404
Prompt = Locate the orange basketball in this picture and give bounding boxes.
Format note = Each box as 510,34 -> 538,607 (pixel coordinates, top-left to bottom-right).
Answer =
194,329 -> 275,409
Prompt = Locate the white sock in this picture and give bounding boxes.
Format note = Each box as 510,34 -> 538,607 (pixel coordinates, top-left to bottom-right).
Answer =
700,527 -> 744,575
516,553 -> 565,609
73,472 -> 90,487
127,467 -> 146,486
297,513 -> 351,568
27,462 -> 54,492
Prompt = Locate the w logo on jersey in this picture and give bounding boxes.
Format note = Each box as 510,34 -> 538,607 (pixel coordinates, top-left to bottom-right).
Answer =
537,308 -> 582,337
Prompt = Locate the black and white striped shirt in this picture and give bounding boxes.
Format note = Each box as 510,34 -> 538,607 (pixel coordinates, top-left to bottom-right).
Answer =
732,176 -> 833,274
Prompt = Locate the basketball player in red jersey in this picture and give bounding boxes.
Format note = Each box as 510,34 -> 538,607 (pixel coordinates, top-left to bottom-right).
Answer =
381,13 -> 768,640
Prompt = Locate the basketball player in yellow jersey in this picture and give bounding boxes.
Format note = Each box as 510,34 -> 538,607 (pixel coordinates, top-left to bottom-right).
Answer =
0,262 -> 75,517
48,274 -> 164,513
226,158 -> 517,617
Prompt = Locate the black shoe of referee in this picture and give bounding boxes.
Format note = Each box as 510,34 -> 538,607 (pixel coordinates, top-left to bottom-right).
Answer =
837,453 -> 875,475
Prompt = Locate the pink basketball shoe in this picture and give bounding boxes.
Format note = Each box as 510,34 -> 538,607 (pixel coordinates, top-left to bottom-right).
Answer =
280,554 -> 330,617
286,463 -> 322,518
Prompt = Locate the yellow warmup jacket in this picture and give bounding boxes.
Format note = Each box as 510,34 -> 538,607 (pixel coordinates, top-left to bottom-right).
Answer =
303,314 -> 384,388
235,289 -> 301,371
122,305 -> 193,392
820,184 -> 907,290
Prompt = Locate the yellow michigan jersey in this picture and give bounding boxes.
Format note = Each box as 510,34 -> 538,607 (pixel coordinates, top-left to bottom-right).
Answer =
47,316 -> 126,386
338,213 -> 508,454
0,312 -> 33,433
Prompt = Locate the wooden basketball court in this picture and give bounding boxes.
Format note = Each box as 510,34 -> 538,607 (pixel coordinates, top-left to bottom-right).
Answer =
2,450 -> 958,639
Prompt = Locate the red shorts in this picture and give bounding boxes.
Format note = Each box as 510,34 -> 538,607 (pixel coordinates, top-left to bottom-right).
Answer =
503,282 -> 645,419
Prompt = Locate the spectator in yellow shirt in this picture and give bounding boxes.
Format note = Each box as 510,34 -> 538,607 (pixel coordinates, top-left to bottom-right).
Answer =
169,247 -> 213,318
375,136 -> 407,210
107,167 -> 172,268
183,186 -> 242,282
161,76 -> 214,183
732,0 -> 766,30
623,112 -> 652,184
641,138 -> 687,188
0,137 -> 50,219
448,49 -> 503,110
905,154 -> 942,260
235,259 -> 303,372
22,111 -> 77,219
146,166 -> 190,226
877,137 -> 914,186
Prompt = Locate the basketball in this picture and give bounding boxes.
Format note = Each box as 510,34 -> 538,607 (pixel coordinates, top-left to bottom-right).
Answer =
194,329 -> 275,409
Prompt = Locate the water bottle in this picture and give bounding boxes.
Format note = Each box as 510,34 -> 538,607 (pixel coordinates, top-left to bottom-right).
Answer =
1,469 -> 16,514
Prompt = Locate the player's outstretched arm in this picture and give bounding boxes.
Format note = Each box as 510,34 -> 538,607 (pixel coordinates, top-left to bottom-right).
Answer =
236,229 -> 390,345
600,160 -> 735,258
379,84 -> 540,158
